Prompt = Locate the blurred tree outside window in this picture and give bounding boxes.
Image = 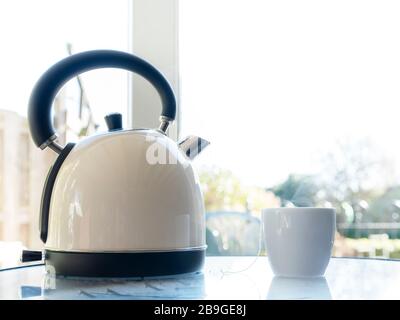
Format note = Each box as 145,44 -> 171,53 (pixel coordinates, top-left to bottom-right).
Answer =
199,138 -> 400,258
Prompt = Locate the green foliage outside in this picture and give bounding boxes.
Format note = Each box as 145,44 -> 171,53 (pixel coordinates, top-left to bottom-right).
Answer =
199,167 -> 249,212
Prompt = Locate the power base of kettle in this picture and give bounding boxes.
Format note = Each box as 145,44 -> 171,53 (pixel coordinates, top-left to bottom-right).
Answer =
21,50 -> 209,277
23,249 -> 206,278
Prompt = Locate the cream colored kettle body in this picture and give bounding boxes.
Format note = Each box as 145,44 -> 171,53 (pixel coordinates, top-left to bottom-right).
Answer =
46,129 -> 206,252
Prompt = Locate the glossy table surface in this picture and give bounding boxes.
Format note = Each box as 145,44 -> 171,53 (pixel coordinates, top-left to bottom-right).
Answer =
1,256 -> 400,300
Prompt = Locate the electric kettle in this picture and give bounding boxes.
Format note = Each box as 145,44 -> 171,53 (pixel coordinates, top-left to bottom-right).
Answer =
22,50 -> 209,277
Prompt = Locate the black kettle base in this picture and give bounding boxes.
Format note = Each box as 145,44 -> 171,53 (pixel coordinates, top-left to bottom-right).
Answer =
44,249 -> 205,278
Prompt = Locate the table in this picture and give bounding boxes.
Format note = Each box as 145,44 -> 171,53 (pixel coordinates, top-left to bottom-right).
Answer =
0,257 -> 400,300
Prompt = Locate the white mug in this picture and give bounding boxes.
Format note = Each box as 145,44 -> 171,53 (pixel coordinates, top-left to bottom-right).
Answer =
262,207 -> 336,278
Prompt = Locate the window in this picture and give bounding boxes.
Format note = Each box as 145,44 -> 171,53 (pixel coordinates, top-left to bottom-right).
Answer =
0,0 -> 130,249
180,0 -> 400,258
4,0 -> 399,261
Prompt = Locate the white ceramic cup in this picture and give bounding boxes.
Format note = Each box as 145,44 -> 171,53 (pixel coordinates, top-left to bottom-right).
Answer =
262,207 -> 336,278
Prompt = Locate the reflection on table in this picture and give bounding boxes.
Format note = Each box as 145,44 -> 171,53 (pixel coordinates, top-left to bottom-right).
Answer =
0,257 -> 400,299
267,276 -> 331,300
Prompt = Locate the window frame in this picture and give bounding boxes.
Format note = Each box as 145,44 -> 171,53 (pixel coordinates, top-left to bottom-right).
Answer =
128,0 -> 180,141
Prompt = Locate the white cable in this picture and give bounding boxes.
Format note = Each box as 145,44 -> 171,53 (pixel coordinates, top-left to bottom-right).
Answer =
222,221 -> 264,275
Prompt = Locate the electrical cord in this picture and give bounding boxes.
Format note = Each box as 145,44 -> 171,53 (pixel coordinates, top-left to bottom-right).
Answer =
222,222 -> 265,275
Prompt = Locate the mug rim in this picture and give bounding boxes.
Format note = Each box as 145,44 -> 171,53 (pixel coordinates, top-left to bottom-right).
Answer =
262,207 -> 335,214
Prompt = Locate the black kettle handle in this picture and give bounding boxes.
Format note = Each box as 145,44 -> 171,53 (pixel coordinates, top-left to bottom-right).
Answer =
28,50 -> 176,151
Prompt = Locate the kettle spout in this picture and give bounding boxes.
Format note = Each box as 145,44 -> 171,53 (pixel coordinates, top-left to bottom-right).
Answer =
179,135 -> 210,160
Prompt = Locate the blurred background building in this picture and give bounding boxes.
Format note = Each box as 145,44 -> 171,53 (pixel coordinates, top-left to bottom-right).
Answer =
0,70 -> 97,250
0,96 -> 69,249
